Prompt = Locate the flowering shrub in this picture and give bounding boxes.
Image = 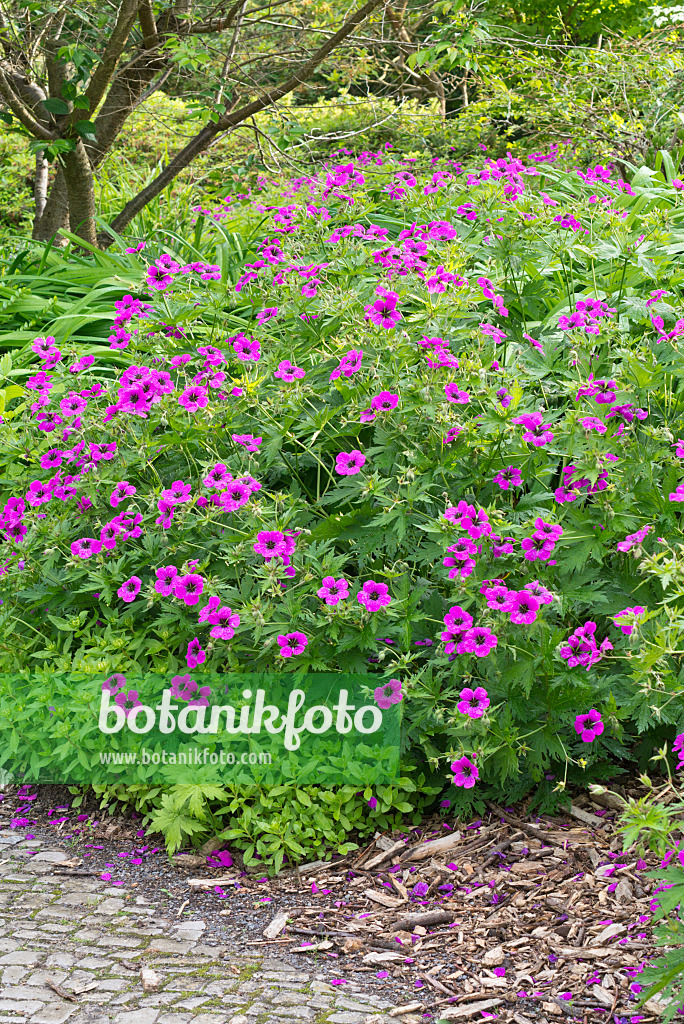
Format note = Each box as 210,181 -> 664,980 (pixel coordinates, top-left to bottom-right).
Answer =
2,142 -> 684,857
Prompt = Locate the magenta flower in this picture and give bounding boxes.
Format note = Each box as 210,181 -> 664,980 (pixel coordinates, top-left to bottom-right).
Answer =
155,498 -> 174,529
444,383 -> 470,404
508,591 -> 540,625
370,391 -> 398,412
110,481 -> 136,508
357,580 -> 392,612
274,360 -> 305,382
493,466 -> 523,490
174,574 -> 205,606
118,576 -> 142,603
330,348 -> 363,381
374,678 -> 403,709
336,450 -> 366,475
232,433 -> 262,452
611,606 -> 645,636
673,733 -> 684,769
219,481 -> 251,511
256,307 -> 279,324
209,606 -> 240,640
203,464 -> 232,490
457,686 -> 490,718
277,632 -> 308,657
451,756 -> 479,789
71,538 -> 103,559
317,576 -> 349,605
170,674 -> 197,700
364,289 -> 402,329
443,605 -> 473,633
521,536 -> 556,561
561,622 -> 612,670
102,674 -> 127,695
186,637 -> 207,669
178,385 -> 208,412
581,416 -> 606,434
456,627 -> 498,657
574,709 -> 604,742
254,530 -> 289,559
155,565 -> 179,596
114,689 -> 142,716
161,480 -> 192,504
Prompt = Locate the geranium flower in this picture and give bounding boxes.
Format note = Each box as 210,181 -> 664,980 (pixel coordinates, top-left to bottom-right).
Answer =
374,678 -> 403,709
114,689 -> 142,716
178,385 -> 208,411
444,383 -> 470,404
174,574 -> 205,606
110,481 -> 136,508
357,581 -> 392,612
317,576 -> 349,605
155,565 -> 179,596
209,606 -> 240,640
508,591 -> 540,625
451,755 -> 479,788
71,538 -> 103,559
336,451 -> 366,475
186,637 -> 206,669
118,576 -> 142,603
574,709 -> 604,742
457,686 -> 490,718
277,632 -> 308,657
274,360 -> 305,382
370,391 -> 398,412
454,626 -> 496,657
493,466 -> 522,490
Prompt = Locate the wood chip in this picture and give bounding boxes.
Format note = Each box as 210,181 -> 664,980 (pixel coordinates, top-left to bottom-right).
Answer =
364,840 -> 407,870
389,1004 -> 425,1017
437,998 -> 503,1019
46,978 -> 77,1003
263,912 -> 288,939
405,831 -> 462,862
140,968 -> 160,993
363,889 -> 403,908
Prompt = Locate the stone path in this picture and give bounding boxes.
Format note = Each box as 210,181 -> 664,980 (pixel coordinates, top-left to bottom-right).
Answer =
0,832 -> 399,1024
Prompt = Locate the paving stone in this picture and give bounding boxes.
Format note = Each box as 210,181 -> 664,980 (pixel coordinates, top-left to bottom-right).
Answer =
0,1000 -> 44,1013
74,956 -> 111,969
326,1014 -> 368,1024
156,1016 -> 193,1024
31,853 -> 71,864
3,966 -> 28,983
0,986 -> 55,1001
0,952 -> 41,966
95,935 -> 142,949
269,992 -> 310,1006
92,899 -> 125,916
148,940 -> 194,955
267,1009 -> 315,1019
170,998 -> 210,1010
29,1006 -> 78,1024
113,1012 -> 160,1024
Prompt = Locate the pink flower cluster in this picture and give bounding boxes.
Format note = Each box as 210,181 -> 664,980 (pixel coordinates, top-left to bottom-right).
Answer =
441,605 -> 498,658
560,622 -> 612,670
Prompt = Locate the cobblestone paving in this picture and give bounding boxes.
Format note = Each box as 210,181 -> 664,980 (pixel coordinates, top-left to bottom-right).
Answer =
0,832 -> 399,1024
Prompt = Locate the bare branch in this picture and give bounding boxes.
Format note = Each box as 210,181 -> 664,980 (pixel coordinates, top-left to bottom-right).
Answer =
104,0 -> 387,241
0,66 -> 54,139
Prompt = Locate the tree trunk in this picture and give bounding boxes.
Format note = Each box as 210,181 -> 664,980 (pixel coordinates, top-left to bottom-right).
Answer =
62,139 -> 98,248
33,165 -> 70,241
32,150 -> 49,235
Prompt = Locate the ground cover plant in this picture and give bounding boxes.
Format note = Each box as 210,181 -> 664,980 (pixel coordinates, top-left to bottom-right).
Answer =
1,142 -> 684,867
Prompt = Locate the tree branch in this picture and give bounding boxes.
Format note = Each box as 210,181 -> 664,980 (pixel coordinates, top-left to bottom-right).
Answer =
103,0 -> 387,242
82,0 -> 141,115
0,67 -> 54,139
138,0 -> 159,49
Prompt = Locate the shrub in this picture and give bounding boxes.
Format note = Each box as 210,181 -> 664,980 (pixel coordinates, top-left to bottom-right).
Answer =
1,144 -> 684,860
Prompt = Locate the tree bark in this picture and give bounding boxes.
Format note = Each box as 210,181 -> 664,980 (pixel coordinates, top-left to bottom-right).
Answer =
33,150 -> 49,229
62,139 -> 98,248
33,166 -> 70,241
